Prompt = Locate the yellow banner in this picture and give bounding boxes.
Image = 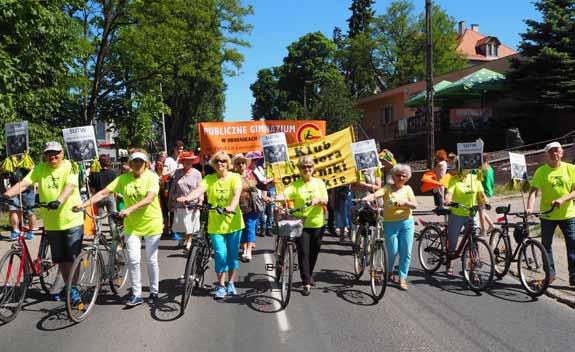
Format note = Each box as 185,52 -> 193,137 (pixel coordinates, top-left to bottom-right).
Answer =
270,127 -> 357,193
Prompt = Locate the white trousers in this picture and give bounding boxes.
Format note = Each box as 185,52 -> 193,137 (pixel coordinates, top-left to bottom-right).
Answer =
125,234 -> 161,297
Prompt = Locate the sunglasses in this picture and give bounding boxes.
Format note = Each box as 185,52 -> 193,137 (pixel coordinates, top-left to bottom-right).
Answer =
299,165 -> 314,169
44,151 -> 61,157
215,159 -> 228,164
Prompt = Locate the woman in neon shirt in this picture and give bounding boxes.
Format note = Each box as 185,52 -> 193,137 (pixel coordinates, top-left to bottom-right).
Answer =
178,151 -> 244,299
363,164 -> 417,290
283,156 -> 328,296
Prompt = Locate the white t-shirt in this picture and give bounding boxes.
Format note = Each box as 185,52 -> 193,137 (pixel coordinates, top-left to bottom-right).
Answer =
164,156 -> 180,175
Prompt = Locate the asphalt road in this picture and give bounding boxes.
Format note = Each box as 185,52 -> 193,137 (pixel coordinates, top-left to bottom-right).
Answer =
0,233 -> 573,352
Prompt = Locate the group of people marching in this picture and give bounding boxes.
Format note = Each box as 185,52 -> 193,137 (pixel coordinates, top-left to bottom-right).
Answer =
2,138 -> 574,308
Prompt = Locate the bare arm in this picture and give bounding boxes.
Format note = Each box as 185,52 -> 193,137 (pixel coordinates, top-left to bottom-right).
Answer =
121,191 -> 156,217
78,188 -> 113,209
3,179 -> 33,198
552,184 -> 575,208
178,184 -> 206,203
58,183 -> 77,204
225,184 -> 242,213
526,187 -> 539,213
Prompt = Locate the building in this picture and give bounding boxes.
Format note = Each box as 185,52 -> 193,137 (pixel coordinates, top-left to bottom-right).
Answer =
456,21 -> 517,65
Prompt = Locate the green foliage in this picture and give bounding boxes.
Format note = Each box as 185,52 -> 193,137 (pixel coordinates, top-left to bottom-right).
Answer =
508,0 -> 575,110
347,0 -> 375,38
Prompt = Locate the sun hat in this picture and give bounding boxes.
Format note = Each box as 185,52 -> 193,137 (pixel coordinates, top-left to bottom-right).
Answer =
129,152 -> 149,162
44,141 -> 63,152
544,142 -> 562,153
245,151 -> 264,159
231,153 -> 250,165
178,151 -> 200,164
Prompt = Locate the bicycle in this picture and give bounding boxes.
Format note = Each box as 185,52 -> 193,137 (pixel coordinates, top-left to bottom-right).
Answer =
66,208 -> 127,322
417,203 -> 495,291
181,203 -> 227,311
351,199 -> 388,301
489,205 -> 553,297
0,199 -> 59,323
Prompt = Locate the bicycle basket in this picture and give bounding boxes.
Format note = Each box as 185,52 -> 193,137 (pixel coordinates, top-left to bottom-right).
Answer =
278,218 -> 304,238
358,209 -> 377,226
513,224 -> 528,244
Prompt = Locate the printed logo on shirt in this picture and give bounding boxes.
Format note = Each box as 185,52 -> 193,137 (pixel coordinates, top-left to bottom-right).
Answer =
550,175 -> 566,189
127,184 -> 144,201
47,175 -> 60,189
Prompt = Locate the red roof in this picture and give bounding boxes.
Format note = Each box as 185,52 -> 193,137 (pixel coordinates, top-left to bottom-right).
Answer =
457,29 -> 516,62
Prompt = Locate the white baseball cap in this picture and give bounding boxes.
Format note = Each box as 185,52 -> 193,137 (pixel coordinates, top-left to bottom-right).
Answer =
544,142 -> 562,153
129,152 -> 149,162
44,141 -> 63,152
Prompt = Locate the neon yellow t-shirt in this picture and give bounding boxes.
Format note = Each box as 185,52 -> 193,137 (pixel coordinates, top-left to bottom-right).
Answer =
447,173 -> 484,217
284,177 -> 328,229
375,184 -> 415,222
106,170 -> 163,236
201,173 -> 245,234
24,160 -> 83,231
531,162 -> 575,220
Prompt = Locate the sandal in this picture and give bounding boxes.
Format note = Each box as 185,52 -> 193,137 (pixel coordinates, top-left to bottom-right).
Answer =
446,265 -> 454,278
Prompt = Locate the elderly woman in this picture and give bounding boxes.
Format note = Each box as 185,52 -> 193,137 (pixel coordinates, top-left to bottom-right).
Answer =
283,156 -> 328,296
178,151 -> 244,299
444,159 -> 487,277
77,149 -> 164,306
168,151 -> 203,251
363,164 -> 417,290
232,153 -> 259,262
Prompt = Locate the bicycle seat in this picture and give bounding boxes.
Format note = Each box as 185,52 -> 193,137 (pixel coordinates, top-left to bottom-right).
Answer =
434,207 -> 451,216
496,205 -> 510,215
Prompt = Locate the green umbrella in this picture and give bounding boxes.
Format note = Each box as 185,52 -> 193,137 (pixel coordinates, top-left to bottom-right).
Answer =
404,80 -> 452,108
434,68 -> 505,99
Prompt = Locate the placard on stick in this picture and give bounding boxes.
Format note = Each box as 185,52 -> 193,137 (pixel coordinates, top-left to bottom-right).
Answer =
509,152 -> 528,180
62,126 -> 98,162
261,133 -> 289,165
351,139 -> 380,171
457,139 -> 484,170
5,121 -> 29,156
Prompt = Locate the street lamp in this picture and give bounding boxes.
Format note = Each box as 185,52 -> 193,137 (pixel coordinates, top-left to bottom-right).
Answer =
425,0 -> 434,169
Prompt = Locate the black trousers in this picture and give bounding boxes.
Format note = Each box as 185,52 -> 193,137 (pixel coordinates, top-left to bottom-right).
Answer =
295,227 -> 323,285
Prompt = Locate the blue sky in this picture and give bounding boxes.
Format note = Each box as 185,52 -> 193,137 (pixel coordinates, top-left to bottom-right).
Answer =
224,0 -> 540,121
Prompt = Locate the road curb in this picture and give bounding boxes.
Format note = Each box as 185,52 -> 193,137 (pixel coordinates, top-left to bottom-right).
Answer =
506,267 -> 575,309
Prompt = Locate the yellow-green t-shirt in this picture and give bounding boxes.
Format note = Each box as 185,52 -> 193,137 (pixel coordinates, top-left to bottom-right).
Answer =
447,173 -> 484,217
201,173 -> 245,234
284,178 -> 328,229
106,170 -> 163,236
531,162 -> 575,220
23,160 -> 83,231
376,184 -> 415,222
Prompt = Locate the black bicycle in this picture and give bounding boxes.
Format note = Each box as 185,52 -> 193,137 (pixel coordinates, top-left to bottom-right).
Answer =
181,203 -> 228,311
417,203 -> 495,291
489,205 -> 553,297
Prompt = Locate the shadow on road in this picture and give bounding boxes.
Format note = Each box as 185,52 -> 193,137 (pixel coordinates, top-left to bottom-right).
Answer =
314,269 -> 378,306
408,268 -> 481,297
486,280 -> 537,303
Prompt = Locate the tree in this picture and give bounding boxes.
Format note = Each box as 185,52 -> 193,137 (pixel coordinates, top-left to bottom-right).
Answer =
508,0 -> 575,110
311,75 -> 361,133
347,0 -> 375,38
250,68 -> 283,120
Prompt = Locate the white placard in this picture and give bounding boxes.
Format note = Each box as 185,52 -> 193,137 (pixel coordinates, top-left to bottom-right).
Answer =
62,126 -> 98,162
509,152 -> 528,180
351,139 -> 380,171
261,133 -> 288,164
457,139 -> 484,170
5,121 -> 29,156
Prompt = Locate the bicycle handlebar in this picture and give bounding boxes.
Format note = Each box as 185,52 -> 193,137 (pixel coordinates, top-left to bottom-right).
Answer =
184,201 -> 235,215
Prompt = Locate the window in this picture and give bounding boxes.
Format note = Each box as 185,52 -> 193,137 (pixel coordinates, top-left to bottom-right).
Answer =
380,105 -> 394,125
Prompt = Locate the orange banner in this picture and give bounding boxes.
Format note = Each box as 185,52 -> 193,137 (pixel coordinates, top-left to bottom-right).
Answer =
197,120 -> 326,155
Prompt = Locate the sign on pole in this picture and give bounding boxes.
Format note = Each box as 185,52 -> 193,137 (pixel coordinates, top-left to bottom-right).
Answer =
261,133 -> 289,165
5,121 -> 29,156
351,139 -> 380,171
457,139 -> 484,170
62,126 -> 98,162
509,152 -> 528,180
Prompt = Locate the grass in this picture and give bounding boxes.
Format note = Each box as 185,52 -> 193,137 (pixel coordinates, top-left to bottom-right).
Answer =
493,184 -> 522,197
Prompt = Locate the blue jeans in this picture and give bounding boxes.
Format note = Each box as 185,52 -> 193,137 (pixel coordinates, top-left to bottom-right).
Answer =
258,186 -> 275,232
384,219 -> 415,279
241,212 -> 259,243
210,231 -> 242,273
447,214 -> 479,253
335,191 -> 352,229
46,225 -> 84,263
540,218 -> 575,282
9,188 -> 36,216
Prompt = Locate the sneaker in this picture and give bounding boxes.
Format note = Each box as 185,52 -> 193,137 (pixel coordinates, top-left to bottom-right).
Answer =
244,253 -> 252,262
302,286 -> 311,296
51,289 -> 65,301
25,231 -> 34,240
398,279 -> 408,291
226,282 -> 237,296
10,230 -> 20,241
172,232 -> 182,241
70,287 -> 82,304
148,293 -> 159,305
214,286 -> 226,300
126,295 -> 144,307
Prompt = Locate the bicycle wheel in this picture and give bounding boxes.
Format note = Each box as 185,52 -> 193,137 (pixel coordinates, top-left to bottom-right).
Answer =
489,229 -> 512,278
370,241 -> 388,301
274,236 -> 283,282
518,239 -> 550,297
353,226 -> 365,279
66,250 -> 102,323
181,245 -> 199,310
38,237 -> 59,295
278,243 -> 293,308
108,237 -> 128,294
462,238 -> 494,291
0,249 -> 29,323
417,226 -> 443,273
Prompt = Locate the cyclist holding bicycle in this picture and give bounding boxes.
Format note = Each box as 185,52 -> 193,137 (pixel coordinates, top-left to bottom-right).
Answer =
527,142 -> 575,286
178,151 -> 244,299
282,156 -> 328,296
363,164 -> 417,290
444,159 -> 488,277
2,141 -> 84,301
76,149 -> 164,307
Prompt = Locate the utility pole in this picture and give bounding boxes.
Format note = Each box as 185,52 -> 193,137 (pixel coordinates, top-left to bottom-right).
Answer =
425,0 -> 434,169
160,83 -> 167,154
